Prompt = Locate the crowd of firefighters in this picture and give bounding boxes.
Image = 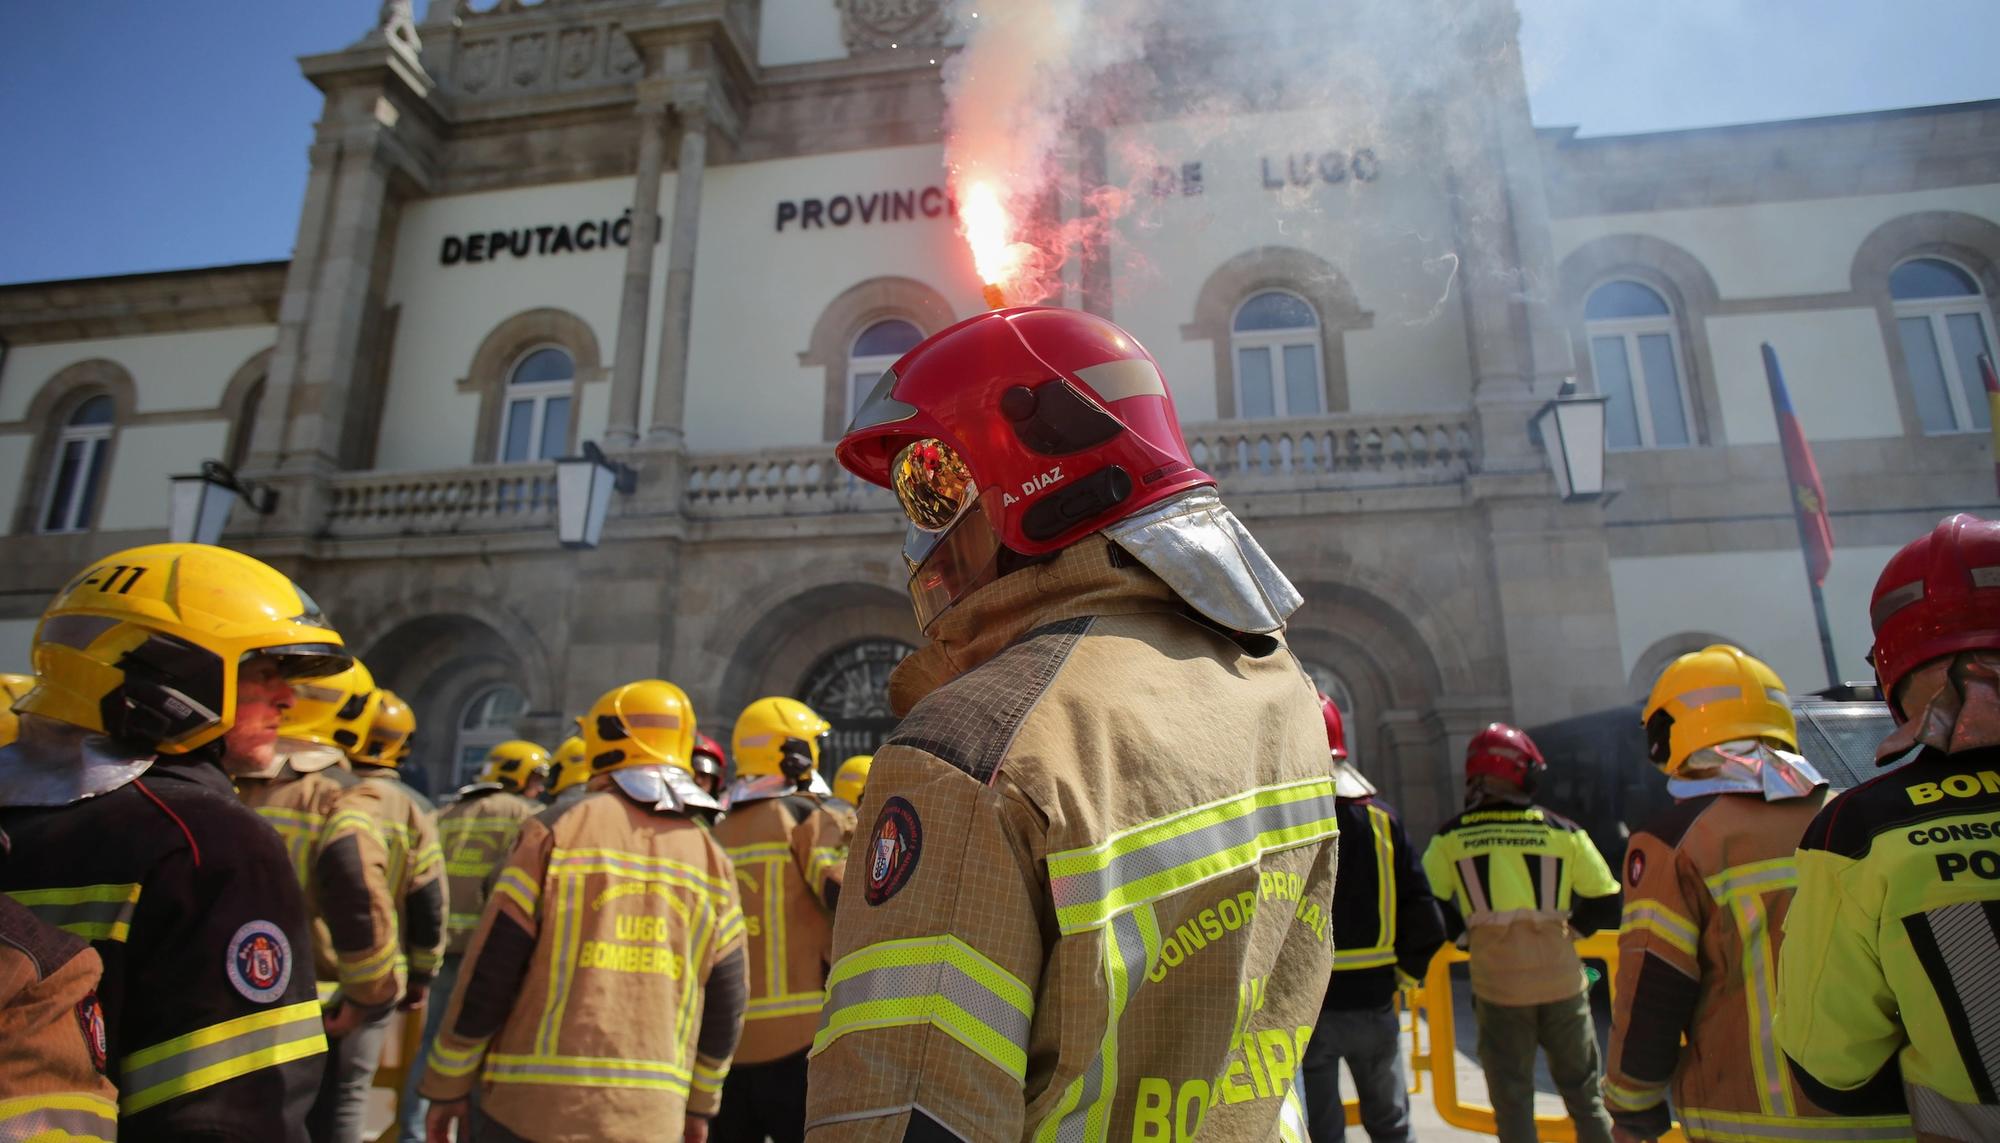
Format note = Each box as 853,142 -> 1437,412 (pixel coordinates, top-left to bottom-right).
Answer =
1,306 -> 1996,1143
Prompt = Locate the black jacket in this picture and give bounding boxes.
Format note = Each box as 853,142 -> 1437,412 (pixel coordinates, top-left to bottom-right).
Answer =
1323,795 -> 1447,1010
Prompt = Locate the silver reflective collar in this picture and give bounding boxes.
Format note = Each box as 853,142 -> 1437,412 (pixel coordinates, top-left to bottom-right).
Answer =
236,737 -> 345,781
1332,759 -> 1377,799
611,765 -> 721,814
1667,740 -> 1827,802
0,714 -> 155,807
723,771 -> 832,809
1103,489 -> 1302,635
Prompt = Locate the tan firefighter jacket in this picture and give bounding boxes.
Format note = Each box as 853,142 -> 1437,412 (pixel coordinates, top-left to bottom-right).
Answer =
438,786 -> 542,956
0,893 -> 118,1141
1607,790 -> 1911,1142
804,537 -> 1339,1143
419,785 -> 749,1140
315,767 -> 446,1011
237,750 -> 363,989
712,790 -> 851,1062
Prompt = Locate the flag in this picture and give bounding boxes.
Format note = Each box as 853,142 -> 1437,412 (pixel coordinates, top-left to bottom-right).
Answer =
1762,343 -> 1834,585
1981,352 -> 2000,499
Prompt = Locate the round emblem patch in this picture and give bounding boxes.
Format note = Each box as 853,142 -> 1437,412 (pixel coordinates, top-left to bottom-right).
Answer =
865,796 -> 923,906
226,920 -> 292,1003
75,993 -> 108,1073
1626,848 -> 1647,888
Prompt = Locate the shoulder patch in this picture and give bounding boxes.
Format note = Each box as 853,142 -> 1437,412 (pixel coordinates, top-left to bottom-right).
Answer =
887,616 -> 1092,785
76,992 -> 109,1073
225,919 -> 293,1003
864,796 -> 923,905
1626,847 -> 1647,887
1636,794 -> 1720,850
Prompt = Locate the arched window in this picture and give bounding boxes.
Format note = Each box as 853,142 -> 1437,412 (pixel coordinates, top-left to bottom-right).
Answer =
1585,280 -> 1693,450
847,320 -> 924,421
455,683 -> 526,786
798,638 -> 916,773
39,395 -> 115,534
497,347 -> 574,462
1300,659 -> 1358,758
1231,291 -> 1324,420
1892,257 -> 1998,434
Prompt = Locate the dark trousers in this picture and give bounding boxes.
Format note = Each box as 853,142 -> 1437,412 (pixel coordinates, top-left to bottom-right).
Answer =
308,1006 -> 394,1143
1472,991 -> 1614,1143
1303,1001 -> 1412,1143
711,1047 -> 809,1143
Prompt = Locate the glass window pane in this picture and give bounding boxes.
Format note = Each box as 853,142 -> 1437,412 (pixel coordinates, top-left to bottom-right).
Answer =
1282,344 -> 1321,415
501,399 -> 534,461
1636,333 -> 1689,447
69,395 -> 115,425
538,396 -> 571,459
1233,291 -> 1318,332
850,370 -> 879,419
511,347 -> 574,386
1946,312 -> 1994,431
853,320 -> 924,358
1237,346 -> 1276,419
1899,316 -> 1958,432
77,439 -> 109,528
1591,336 -> 1642,449
44,439 -> 85,531
1890,258 -> 1980,300
1585,280 -> 1670,319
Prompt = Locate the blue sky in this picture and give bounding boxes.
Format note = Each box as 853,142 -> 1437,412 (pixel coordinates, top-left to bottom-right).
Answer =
1,1 -> 1995,285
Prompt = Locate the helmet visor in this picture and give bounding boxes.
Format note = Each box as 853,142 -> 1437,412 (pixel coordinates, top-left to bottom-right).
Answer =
903,504 -> 1006,636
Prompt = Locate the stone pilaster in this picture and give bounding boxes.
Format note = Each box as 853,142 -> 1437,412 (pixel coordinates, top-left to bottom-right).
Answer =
645,96 -> 711,448
606,90 -> 669,448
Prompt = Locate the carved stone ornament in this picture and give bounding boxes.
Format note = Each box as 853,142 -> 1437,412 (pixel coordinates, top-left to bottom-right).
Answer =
509,32 -> 548,88
459,40 -> 499,92
839,0 -> 948,54
558,27 -> 599,79
607,25 -> 640,76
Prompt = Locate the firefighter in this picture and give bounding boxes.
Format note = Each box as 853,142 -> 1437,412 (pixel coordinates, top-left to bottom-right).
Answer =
1777,514 -> 2000,1141
398,738 -> 546,1143
711,696 -> 850,1143
1303,694 -> 1445,1143
0,542 -> 348,1138
692,733 -> 729,803
420,679 -> 748,1143
806,308 -> 1337,1143
309,672 -> 446,1143
362,689 -> 417,777
1422,723 -> 1622,1143
544,733 -> 591,810
0,826 -> 119,1141
1605,645 -> 1909,1142
830,754 -> 871,809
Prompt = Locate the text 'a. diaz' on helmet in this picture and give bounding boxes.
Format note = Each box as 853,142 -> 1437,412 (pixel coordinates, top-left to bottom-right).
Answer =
21,543 -> 351,754
481,740 -> 552,791
731,696 -> 831,779
283,660 -> 378,756
583,680 -> 697,777
1642,644 -> 1796,775
352,688 -> 416,767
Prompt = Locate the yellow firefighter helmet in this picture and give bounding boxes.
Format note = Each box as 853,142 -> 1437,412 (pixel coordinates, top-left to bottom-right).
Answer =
352,688 -> 415,767
582,680 -> 697,777
549,734 -> 589,794
832,754 -> 873,804
731,697 -> 831,779
480,740 -> 552,791
1642,644 -> 1797,775
283,660 -> 378,755
21,544 -> 350,753
0,673 -> 35,749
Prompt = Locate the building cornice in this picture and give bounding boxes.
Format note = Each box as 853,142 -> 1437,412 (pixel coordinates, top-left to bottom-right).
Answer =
0,261 -> 288,344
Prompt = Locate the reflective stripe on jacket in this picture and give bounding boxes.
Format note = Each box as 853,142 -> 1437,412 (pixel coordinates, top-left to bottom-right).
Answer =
1326,797 -> 1445,1009
804,538 -> 1338,1143
437,788 -> 540,956
0,763 -> 324,1139
1607,790 -> 1910,1141
712,792 -> 851,1063
420,787 -> 747,1137
238,760 -> 357,983
315,768 -> 446,1008
0,894 -> 118,1141
1420,803 -> 1620,1005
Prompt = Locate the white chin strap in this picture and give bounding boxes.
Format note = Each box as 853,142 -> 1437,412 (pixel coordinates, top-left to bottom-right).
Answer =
1103,489 -> 1302,635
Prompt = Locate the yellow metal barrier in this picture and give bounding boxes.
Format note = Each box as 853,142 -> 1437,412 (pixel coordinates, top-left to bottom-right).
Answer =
1419,932 -> 1685,1142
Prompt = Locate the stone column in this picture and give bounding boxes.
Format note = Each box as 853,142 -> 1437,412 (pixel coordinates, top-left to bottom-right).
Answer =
244,139 -> 342,478
645,98 -> 710,448
606,93 -> 668,448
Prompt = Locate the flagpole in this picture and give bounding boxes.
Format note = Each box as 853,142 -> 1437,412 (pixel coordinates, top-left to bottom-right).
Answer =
1807,579 -> 1841,688
1762,342 -> 1843,689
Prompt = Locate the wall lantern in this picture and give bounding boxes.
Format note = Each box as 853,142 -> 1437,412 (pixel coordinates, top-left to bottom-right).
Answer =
554,441 -> 637,549
168,460 -> 276,545
1527,382 -> 1609,502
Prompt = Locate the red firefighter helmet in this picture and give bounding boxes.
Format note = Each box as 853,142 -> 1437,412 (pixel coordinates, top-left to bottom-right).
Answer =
1465,723 -> 1545,790
1870,513 -> 2000,719
691,733 -> 727,782
836,307 -> 1212,632
1319,692 -> 1348,762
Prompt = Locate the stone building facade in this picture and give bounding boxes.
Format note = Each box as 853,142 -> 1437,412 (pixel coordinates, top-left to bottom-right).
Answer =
1,0 -> 1996,835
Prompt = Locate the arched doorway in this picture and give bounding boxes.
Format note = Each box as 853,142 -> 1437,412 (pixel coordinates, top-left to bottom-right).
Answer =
454,683 -> 529,789
798,638 -> 916,774
355,609 -> 550,797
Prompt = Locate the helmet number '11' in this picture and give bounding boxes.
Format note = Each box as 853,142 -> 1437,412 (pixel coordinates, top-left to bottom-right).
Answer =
70,564 -> 149,595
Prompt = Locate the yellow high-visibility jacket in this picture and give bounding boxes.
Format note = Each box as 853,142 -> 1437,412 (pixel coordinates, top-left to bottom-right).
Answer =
315,768 -> 446,1010
436,786 -> 541,956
